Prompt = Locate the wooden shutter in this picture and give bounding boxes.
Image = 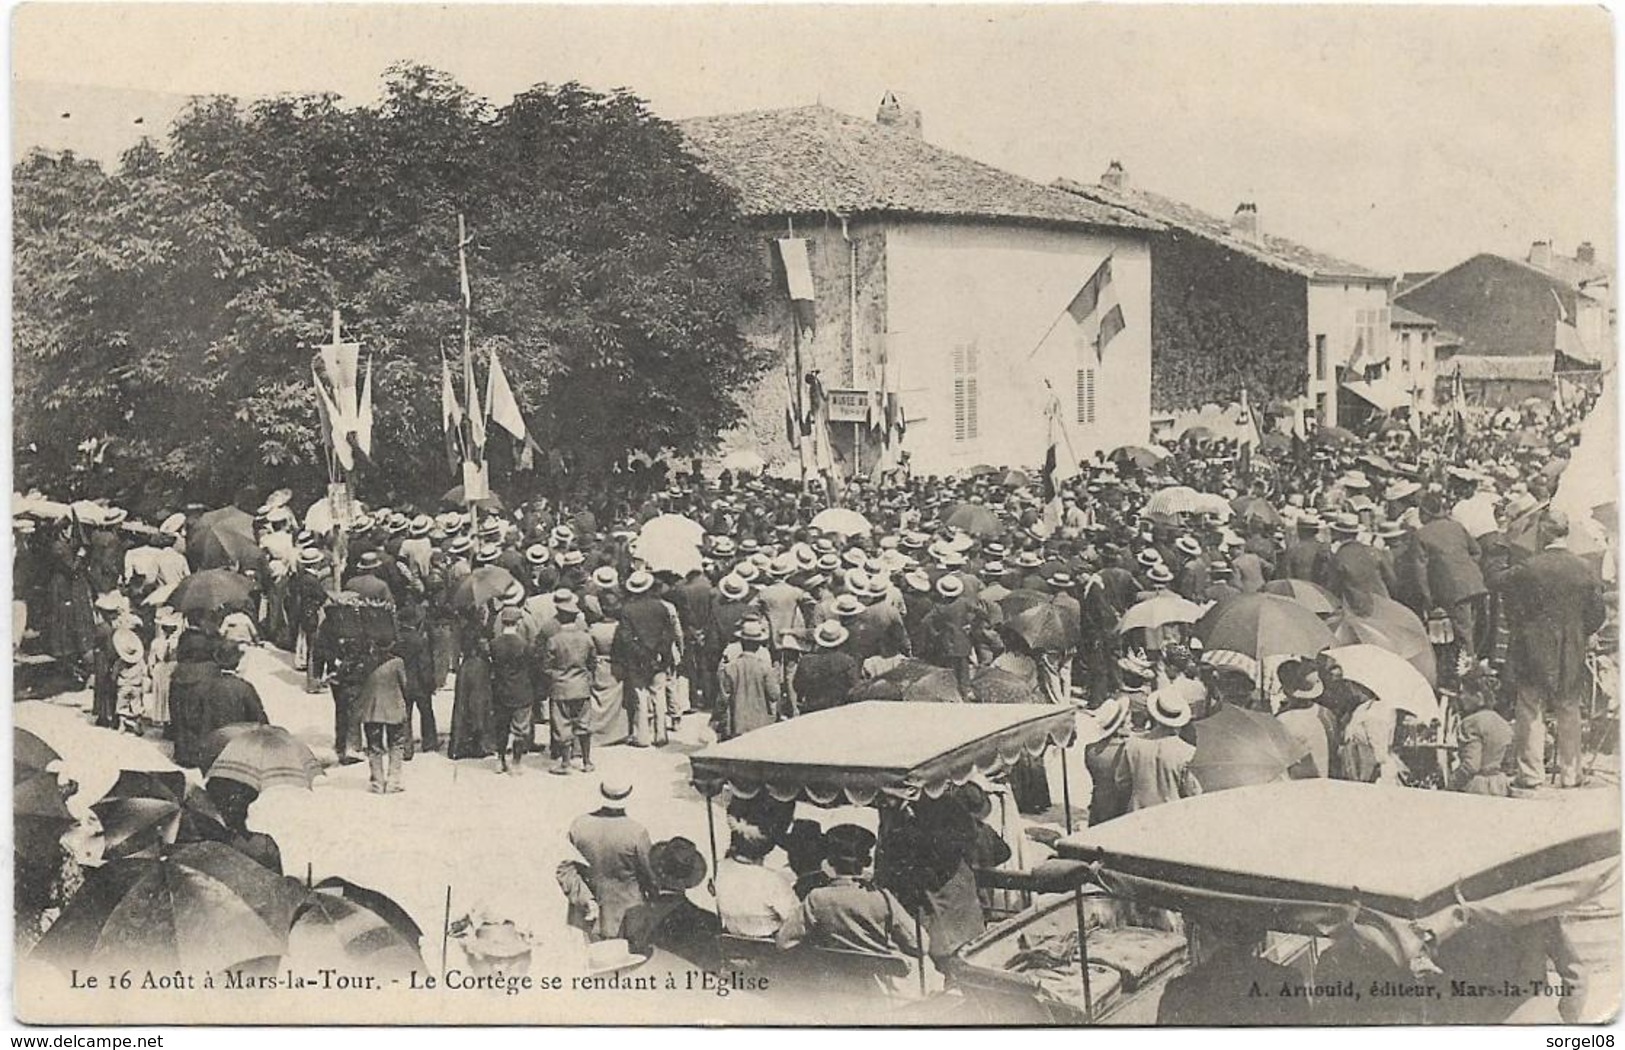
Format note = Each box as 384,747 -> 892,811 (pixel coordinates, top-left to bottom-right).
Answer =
953,343 -> 979,441
1075,368 -> 1096,425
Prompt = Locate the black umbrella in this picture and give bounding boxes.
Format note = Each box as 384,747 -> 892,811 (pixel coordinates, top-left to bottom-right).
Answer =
91,770 -> 230,861
15,730 -> 74,864
31,842 -> 303,973
1187,705 -> 1308,793
440,485 -> 505,512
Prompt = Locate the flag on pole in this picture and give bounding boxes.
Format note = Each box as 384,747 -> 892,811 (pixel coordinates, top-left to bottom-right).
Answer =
1409,383 -> 1423,439
485,349 -> 528,441
1065,256 -> 1125,363
312,361 -> 354,472
777,238 -> 816,333
440,357 -> 464,472
1451,365 -> 1468,434
354,359 -> 374,460
464,352 -> 485,451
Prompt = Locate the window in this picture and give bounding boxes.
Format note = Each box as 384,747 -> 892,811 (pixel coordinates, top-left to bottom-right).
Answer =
952,342 -> 979,441
1075,368 -> 1096,425
1316,391 -> 1330,425
1353,307 -> 1390,370
1315,335 -> 1328,380
1401,331 -> 1412,372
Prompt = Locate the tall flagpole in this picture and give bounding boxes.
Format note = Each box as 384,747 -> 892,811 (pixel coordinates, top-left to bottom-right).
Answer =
458,213 -> 481,542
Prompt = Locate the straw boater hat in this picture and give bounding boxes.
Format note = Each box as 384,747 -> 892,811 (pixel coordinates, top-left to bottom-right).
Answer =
387,513 -> 411,534
1090,696 -> 1131,738
936,574 -> 965,599
1016,551 -> 1043,569
1136,549 -> 1163,569
500,582 -> 526,607
1330,513 -> 1361,536
832,594 -> 864,619
1277,658 -> 1325,701
155,606 -> 184,629
408,514 -> 433,538
1118,652 -> 1154,683
591,566 -> 619,589
983,560 -> 1007,577
718,575 -> 750,601
710,536 -> 737,557
1174,536 -> 1202,558
1376,520 -> 1405,541
560,550 -> 585,567
478,519 -> 504,540
351,513 -> 376,532
737,618 -> 769,643
112,628 -> 144,664
1295,511 -> 1323,531
159,513 -> 188,535
446,536 -> 473,557
1147,564 -> 1174,585
354,550 -> 385,572
624,570 -> 654,595
599,778 -> 634,810
298,548 -> 326,569
814,620 -> 850,649
734,562 -> 761,584
1384,479 -> 1421,502
904,570 -> 931,593
524,544 -> 550,566
474,543 -> 501,565
1148,691 -> 1193,729
738,538 -> 760,555
1047,571 -> 1075,590
100,507 -> 129,527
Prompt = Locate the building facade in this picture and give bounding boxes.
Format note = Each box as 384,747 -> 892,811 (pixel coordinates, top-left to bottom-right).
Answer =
1056,165 -> 1394,430
682,100 -> 1158,476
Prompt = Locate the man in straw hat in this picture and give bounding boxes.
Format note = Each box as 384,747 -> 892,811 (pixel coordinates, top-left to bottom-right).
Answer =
1122,691 -> 1200,810
612,570 -> 679,748
716,617 -> 781,740
568,779 -> 659,941
794,620 -> 859,714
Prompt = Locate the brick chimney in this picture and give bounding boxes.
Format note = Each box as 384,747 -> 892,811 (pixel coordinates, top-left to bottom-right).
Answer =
1101,160 -> 1128,191
1232,202 -> 1260,243
1577,241 -> 1596,266
1529,240 -> 1553,270
876,91 -> 922,138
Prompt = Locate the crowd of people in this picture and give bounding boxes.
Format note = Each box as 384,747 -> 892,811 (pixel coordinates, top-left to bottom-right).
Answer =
11,391 -> 1616,992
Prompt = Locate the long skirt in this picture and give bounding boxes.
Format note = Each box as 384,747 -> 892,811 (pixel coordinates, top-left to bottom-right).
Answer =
588,665 -> 630,745
448,655 -> 495,759
148,660 -> 174,725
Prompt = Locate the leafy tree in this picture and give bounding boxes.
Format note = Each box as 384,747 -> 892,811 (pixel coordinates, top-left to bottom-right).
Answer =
13,64 -> 771,513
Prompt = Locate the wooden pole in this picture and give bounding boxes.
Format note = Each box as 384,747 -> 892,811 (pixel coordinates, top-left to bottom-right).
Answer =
458,213 -> 482,542
1059,744 -> 1094,1018
441,884 -> 453,978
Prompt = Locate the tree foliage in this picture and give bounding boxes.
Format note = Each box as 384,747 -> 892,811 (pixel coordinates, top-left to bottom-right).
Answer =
13,65 -> 771,511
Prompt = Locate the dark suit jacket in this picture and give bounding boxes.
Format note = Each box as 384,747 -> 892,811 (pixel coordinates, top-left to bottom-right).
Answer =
488,633 -> 536,710
355,655 -> 409,723
1412,518 -> 1487,608
568,809 -> 658,939
1329,542 -> 1396,616
199,672 -> 269,744
1502,547 -> 1607,699
1277,540 -> 1330,586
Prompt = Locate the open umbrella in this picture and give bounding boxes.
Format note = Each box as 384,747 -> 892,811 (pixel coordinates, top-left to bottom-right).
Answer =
1324,645 -> 1442,723
168,568 -> 253,613
1231,496 -> 1281,528
32,842 -> 303,974
1008,604 -> 1074,653
16,730 -> 75,864
286,881 -> 425,977
964,464 -> 1002,478
448,566 -> 519,610
1195,593 -> 1335,662
969,667 -> 1041,705
193,526 -> 263,572
342,574 -> 393,603
1119,592 -> 1207,633
440,485 -> 505,511
313,876 -> 422,945
1328,596 -> 1436,686
810,508 -> 873,536
1260,579 -> 1341,615
1187,705 -> 1309,793
1109,445 -> 1170,470
1143,486 -> 1207,517
997,589 -> 1053,618
1311,426 -> 1359,447
999,469 -> 1031,489
633,515 -> 705,575
849,660 -> 940,702
204,724 -> 323,792
91,770 -> 230,861
943,502 -> 1002,538
1193,492 -> 1233,519
1179,425 -> 1218,444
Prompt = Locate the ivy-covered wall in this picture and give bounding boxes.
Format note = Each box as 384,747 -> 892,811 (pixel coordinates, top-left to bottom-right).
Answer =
1150,230 -> 1310,412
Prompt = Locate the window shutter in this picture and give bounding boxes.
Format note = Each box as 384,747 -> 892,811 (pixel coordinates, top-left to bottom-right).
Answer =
953,343 -> 979,441
1075,368 -> 1096,424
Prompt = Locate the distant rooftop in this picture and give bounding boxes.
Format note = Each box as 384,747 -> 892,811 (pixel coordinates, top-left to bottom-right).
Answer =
1390,304 -> 1438,327
1054,167 -> 1387,280
680,103 -> 1159,234
1447,354 -> 1554,382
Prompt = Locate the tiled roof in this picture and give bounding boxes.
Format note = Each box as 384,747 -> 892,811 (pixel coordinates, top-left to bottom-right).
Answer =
1446,354 -> 1554,382
1398,271 -> 1437,295
1526,252 -> 1611,290
1053,177 -> 1387,280
679,106 -> 1159,233
1389,305 -> 1438,327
